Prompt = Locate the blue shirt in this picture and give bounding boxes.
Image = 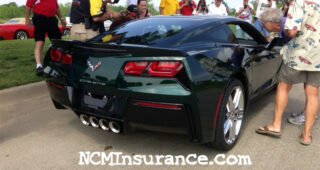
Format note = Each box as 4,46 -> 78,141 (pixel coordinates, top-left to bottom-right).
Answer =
279,17 -> 291,43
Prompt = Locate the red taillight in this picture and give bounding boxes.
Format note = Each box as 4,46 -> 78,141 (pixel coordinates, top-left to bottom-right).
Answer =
50,48 -> 61,62
148,61 -> 183,77
47,81 -> 63,89
62,53 -> 72,65
50,48 -> 72,65
124,61 -> 149,75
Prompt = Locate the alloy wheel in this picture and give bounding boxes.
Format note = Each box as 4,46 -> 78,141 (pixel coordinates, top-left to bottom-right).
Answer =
223,86 -> 244,144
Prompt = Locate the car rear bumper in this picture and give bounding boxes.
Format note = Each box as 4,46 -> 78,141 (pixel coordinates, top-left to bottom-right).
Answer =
46,79 -> 199,142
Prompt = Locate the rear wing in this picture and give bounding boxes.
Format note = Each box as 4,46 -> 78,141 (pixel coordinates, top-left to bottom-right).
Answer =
50,39 -> 183,57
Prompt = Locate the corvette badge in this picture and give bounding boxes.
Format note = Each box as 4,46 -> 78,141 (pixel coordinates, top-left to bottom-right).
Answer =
87,60 -> 102,72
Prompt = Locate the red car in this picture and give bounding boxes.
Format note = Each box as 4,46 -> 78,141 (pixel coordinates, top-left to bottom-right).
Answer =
0,18 -> 70,40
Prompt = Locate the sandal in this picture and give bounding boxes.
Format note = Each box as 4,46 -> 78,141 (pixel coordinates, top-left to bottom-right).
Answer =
300,134 -> 312,146
256,126 -> 282,138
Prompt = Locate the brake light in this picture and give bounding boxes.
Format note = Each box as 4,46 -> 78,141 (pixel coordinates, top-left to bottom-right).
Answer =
50,48 -> 72,65
148,61 -> 183,77
50,48 -> 61,62
124,61 -> 149,75
62,53 -> 72,65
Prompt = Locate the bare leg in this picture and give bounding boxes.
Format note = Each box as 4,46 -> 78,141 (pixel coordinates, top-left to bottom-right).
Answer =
302,84 -> 318,142
34,41 -> 44,65
258,82 -> 292,132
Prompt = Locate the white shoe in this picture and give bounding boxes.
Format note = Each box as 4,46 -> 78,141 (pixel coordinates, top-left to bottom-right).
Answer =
288,112 -> 318,125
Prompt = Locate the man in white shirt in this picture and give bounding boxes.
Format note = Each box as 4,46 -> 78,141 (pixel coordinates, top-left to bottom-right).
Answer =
208,0 -> 228,16
236,0 -> 254,23
235,0 -> 254,39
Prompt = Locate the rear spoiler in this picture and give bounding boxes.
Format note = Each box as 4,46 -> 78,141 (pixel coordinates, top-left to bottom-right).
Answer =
51,39 -> 183,56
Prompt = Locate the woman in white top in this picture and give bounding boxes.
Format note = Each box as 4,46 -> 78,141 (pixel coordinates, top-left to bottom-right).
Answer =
195,0 -> 208,15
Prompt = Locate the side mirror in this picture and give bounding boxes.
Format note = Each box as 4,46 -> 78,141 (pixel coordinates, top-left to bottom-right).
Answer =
266,37 -> 286,50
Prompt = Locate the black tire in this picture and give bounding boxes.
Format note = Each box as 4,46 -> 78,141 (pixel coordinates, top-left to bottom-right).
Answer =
62,29 -> 71,36
207,78 -> 246,150
14,30 -> 28,40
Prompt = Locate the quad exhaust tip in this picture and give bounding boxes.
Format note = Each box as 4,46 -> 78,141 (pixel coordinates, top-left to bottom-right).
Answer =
99,119 -> 109,131
89,116 -> 99,128
79,114 -> 90,126
109,121 -> 121,133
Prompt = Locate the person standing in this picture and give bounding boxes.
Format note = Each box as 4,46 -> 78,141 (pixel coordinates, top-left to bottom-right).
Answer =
195,0 -> 208,15
137,0 -> 152,18
159,0 -> 180,15
208,0 -> 228,16
235,0 -> 254,39
178,0 -> 196,15
256,1 -> 320,145
25,0 -> 66,76
235,0 -> 254,23
70,0 -> 120,41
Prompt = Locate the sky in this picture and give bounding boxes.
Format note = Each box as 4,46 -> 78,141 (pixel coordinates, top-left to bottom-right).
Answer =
0,0 -> 243,10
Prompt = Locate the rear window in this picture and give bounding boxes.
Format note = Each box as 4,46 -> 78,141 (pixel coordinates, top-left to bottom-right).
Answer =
95,18 -> 199,46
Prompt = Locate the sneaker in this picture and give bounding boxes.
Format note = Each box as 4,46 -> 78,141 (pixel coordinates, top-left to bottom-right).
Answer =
288,112 -> 318,125
35,67 -> 43,76
288,113 -> 305,125
290,111 -> 303,117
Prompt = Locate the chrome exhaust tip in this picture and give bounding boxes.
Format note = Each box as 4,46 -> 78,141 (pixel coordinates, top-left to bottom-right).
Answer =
99,119 -> 109,131
109,121 -> 121,133
89,116 -> 99,128
79,114 -> 90,126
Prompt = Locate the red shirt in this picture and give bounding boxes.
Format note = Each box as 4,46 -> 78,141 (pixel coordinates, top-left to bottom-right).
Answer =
26,0 -> 59,17
179,1 -> 196,15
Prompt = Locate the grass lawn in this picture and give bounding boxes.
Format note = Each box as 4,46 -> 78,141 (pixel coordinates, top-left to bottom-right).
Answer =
0,38 -> 52,90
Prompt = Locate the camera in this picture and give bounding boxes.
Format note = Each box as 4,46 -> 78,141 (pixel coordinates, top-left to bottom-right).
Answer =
244,4 -> 247,8
201,5 -> 206,11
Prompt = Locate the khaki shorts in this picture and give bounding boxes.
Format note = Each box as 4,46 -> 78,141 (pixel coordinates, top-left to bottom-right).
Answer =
277,63 -> 320,87
71,23 -> 99,41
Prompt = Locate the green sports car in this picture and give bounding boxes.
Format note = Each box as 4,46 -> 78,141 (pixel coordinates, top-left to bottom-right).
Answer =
43,15 -> 285,150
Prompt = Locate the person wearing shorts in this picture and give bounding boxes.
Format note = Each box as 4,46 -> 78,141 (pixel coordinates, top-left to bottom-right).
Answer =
256,1 -> 320,145
25,0 -> 66,76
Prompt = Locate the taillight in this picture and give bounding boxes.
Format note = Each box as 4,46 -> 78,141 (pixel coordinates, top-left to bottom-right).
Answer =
148,61 -> 183,77
50,48 -> 61,62
50,48 -> 72,65
124,61 -> 149,75
62,53 -> 72,65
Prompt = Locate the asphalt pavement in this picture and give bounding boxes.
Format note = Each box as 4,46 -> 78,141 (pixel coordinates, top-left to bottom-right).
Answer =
0,82 -> 319,170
